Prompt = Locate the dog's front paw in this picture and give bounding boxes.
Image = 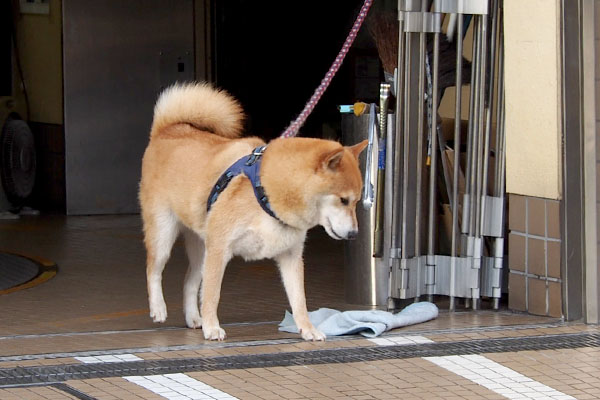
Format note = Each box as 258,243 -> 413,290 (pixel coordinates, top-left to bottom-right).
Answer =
149,301 -> 167,323
299,326 -> 326,341
203,325 -> 226,341
185,314 -> 202,329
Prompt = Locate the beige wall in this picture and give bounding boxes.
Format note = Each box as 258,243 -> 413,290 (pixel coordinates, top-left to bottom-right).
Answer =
503,0 -> 562,200
14,0 -> 63,124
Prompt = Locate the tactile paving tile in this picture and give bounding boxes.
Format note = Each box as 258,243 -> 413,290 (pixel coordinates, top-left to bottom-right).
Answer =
1,331 -> 600,387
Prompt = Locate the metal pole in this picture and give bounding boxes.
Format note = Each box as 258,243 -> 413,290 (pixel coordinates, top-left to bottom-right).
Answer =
390,10 -> 405,309
481,0 -> 498,219
427,31 -> 440,302
415,6 -> 427,265
463,16 -> 479,239
494,11 -> 505,198
492,2 -> 504,311
461,15 -> 481,311
471,14 -> 487,311
391,15 -> 405,252
468,16 -> 482,241
497,62 -> 505,195
401,31 -> 412,260
474,15 -> 488,240
450,13 -> 464,311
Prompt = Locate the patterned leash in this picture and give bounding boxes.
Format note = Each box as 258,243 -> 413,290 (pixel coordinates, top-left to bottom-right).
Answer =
280,0 -> 374,138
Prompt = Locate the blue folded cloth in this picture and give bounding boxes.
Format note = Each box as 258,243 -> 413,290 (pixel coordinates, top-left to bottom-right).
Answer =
279,302 -> 439,338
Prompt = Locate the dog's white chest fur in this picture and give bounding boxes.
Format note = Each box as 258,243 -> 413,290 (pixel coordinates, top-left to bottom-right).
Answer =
232,219 -> 306,261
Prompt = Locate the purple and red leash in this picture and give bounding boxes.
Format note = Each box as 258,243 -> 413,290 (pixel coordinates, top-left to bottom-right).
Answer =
280,0 -> 374,138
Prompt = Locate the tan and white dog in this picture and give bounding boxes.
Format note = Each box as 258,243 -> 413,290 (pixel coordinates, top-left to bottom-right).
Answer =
139,83 -> 367,341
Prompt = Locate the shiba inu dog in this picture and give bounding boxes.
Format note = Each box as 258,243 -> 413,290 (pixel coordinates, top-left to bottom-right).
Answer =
139,83 -> 367,341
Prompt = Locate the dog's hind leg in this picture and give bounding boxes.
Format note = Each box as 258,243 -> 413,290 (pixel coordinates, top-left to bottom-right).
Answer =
183,229 -> 205,329
144,208 -> 180,323
200,239 -> 230,341
276,245 -> 326,341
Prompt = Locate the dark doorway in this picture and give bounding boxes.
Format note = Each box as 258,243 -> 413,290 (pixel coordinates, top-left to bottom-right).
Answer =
212,0 -> 378,141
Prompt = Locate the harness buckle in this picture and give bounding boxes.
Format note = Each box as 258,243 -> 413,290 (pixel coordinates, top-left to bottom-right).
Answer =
245,145 -> 267,166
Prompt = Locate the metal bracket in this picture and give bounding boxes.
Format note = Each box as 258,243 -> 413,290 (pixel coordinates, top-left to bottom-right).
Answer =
390,248 -> 402,259
403,12 -> 442,33
425,255 -> 436,295
481,256 -> 502,299
431,255 -> 479,298
392,256 -> 426,299
481,195 -> 504,238
433,0 -> 489,15
472,237 -> 482,270
399,0 -> 424,12
390,255 -> 484,300
461,194 -> 470,234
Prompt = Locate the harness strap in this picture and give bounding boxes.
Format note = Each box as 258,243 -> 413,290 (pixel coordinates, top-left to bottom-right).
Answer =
206,146 -> 279,221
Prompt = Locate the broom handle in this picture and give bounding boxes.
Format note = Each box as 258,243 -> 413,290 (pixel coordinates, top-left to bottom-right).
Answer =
362,104 -> 377,210
373,83 -> 390,258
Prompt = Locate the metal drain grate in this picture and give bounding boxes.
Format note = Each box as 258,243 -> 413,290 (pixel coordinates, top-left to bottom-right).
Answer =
0,253 -> 40,291
2,331 -> 599,388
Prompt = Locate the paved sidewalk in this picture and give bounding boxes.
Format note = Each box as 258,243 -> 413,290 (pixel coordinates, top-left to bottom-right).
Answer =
1,215 -> 597,399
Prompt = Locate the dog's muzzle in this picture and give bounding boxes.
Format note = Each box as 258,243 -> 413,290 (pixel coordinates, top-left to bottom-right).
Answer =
346,230 -> 358,240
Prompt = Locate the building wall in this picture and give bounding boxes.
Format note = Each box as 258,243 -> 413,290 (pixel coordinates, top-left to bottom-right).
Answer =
507,194 -> 562,317
504,0 -> 562,200
13,0 -> 65,212
14,0 -> 63,124
504,0 -> 563,317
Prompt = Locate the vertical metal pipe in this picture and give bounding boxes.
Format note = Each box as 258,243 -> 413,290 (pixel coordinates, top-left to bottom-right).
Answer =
482,0 -> 501,311
493,297 -> 500,309
468,16 -> 482,240
474,15 -> 488,240
415,14 -> 427,261
450,13 -> 464,311
497,67 -> 506,194
391,14 -> 405,257
401,31 -> 412,259
470,15 -> 487,311
494,14 -> 505,197
390,12 -> 405,308
463,16 -> 480,239
481,1 -> 498,229
427,32 -> 440,301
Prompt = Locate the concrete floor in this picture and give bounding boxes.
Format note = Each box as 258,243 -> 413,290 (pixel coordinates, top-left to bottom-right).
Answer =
1,215 -> 599,399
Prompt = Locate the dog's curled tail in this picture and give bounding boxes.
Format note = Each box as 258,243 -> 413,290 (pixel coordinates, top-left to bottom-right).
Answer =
150,82 -> 244,139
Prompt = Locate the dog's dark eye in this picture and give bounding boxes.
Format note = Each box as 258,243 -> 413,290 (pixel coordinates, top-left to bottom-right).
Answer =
340,197 -> 349,206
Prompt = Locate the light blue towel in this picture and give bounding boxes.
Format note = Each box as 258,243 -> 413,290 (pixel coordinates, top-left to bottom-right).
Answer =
279,302 -> 438,338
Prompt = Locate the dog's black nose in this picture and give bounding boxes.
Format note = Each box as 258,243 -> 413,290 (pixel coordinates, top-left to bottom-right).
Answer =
347,230 -> 358,240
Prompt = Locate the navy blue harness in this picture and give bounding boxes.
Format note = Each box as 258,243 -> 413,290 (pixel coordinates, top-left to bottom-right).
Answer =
206,145 -> 279,221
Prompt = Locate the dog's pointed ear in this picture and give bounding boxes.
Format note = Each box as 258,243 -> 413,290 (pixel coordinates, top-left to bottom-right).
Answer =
348,140 -> 368,159
321,148 -> 345,171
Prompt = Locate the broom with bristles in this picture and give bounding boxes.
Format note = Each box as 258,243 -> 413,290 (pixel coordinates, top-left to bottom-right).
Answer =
368,11 -> 472,90
367,11 -> 399,76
